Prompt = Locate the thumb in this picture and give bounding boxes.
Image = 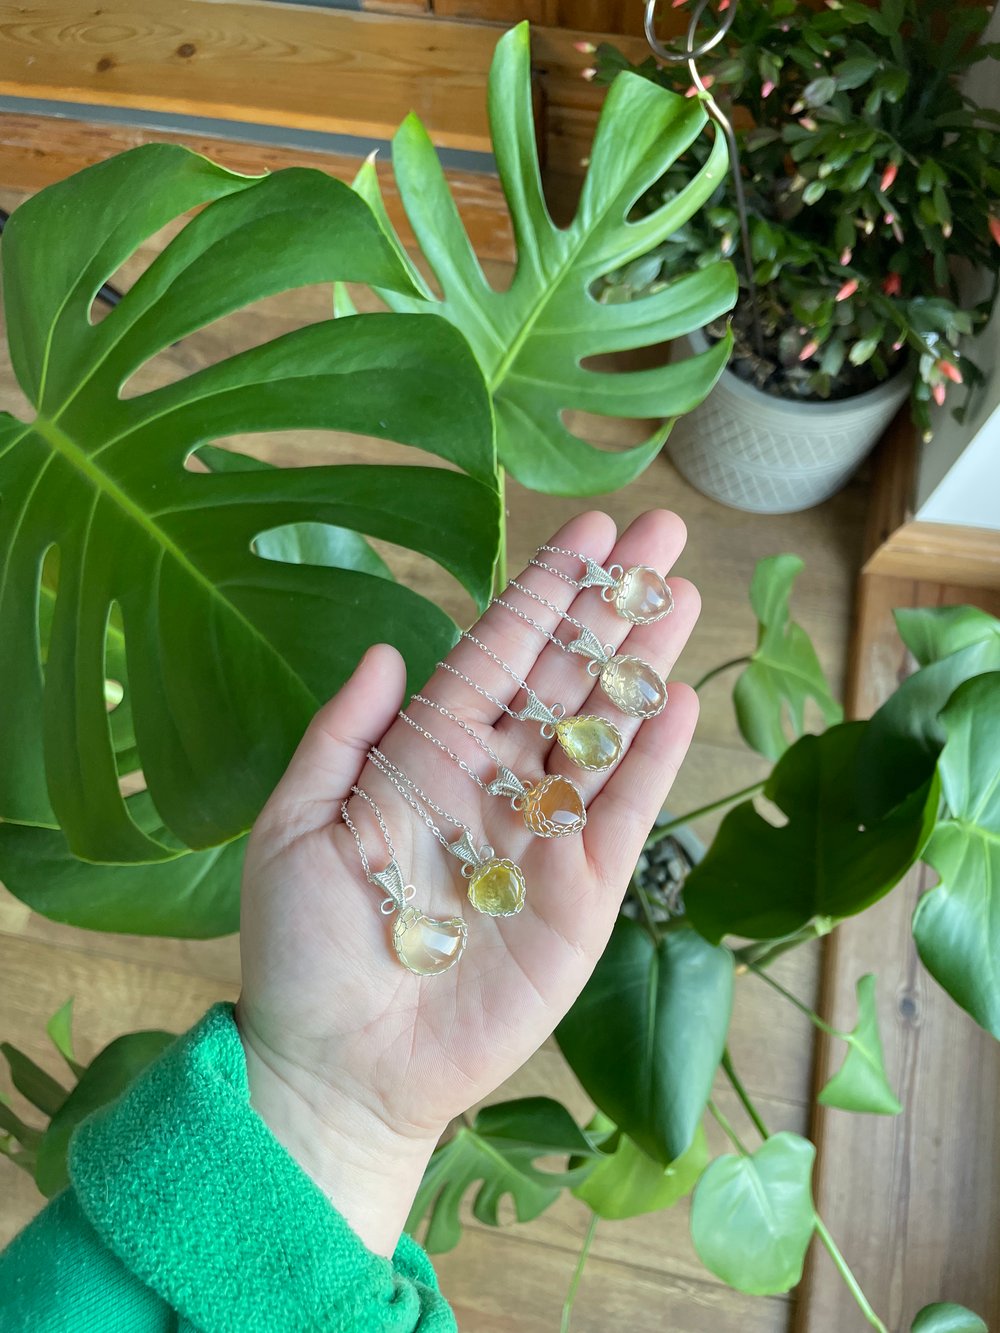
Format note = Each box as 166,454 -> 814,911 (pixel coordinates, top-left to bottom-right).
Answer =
261,643 -> 407,832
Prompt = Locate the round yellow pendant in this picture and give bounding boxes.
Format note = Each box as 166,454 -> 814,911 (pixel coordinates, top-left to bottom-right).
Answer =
467,858 -> 526,916
392,907 -> 467,975
520,774 -> 587,838
554,715 -> 623,771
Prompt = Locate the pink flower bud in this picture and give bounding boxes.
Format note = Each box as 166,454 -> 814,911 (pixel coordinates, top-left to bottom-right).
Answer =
932,382 -> 947,406
800,116 -> 818,131
799,341 -> 819,361
573,40 -> 596,54
884,213 -> 895,225
990,215 -> 1000,247
672,0 -> 687,8
718,0 -> 731,10
938,359 -> 963,384
942,222 -> 953,239
761,79 -> 776,98
581,67 -> 597,81
892,339 -> 905,352
840,247 -> 853,266
836,278 -> 859,301
880,162 -> 898,193
882,272 -> 901,296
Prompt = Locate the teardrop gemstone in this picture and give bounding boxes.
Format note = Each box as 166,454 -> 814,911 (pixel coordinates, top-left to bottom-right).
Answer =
614,566 -> 672,624
521,774 -> 587,838
600,655 -> 668,719
468,858 -> 526,916
555,715 -> 623,771
392,907 -> 467,975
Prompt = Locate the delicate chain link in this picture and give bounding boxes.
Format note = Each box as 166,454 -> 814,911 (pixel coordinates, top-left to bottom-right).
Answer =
368,746 -> 463,848
506,578 -> 591,635
397,704 -> 490,791
530,544 -> 597,588
462,631 -> 531,693
436,658 -> 518,719
341,786 -> 395,882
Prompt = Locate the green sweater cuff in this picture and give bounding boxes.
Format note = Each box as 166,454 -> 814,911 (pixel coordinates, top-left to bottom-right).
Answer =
68,1002 -> 454,1333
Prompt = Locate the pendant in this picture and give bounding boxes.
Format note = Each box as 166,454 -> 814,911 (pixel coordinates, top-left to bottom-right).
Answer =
371,859 -> 467,975
447,830 -> 526,917
576,558 -> 673,625
487,767 -> 587,838
517,692 -> 624,772
567,628 -> 668,720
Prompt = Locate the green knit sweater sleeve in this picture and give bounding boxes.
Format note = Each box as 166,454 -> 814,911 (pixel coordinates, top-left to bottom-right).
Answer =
0,1002 -> 456,1333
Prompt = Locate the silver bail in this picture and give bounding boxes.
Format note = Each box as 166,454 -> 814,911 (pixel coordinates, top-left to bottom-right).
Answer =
566,625 -> 612,666
517,690 -> 561,729
446,828 -> 486,871
576,556 -> 618,592
370,858 -> 409,912
487,764 -> 528,800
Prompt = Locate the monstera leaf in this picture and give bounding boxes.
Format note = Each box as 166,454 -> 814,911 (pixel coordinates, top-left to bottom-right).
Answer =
818,974 -> 902,1116
352,21 -> 737,495
0,145 -> 499,863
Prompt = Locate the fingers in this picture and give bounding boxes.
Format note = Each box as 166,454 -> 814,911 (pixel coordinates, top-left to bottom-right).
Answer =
583,682 -> 701,879
260,644 -> 407,835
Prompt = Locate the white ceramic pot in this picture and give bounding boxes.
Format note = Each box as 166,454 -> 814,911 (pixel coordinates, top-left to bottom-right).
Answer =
667,330 -> 912,513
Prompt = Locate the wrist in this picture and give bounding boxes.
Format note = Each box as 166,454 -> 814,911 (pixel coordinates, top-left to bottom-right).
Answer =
234,1002 -> 438,1258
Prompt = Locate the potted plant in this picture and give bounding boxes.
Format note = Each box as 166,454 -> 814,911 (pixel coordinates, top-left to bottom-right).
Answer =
592,0 -> 1000,513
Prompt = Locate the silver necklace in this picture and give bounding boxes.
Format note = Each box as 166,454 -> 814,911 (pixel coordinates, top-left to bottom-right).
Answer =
495,581 -> 669,720
368,747 -> 526,916
341,787 -> 467,976
437,633 -> 624,772
532,544 -> 674,625
398,696 -> 587,839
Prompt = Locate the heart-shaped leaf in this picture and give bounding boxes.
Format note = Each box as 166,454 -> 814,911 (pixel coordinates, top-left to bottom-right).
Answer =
690,1132 -> 816,1295
572,1118 -> 708,1220
556,919 -> 733,1163
733,555 -> 842,760
911,1303 -> 989,1333
913,673 -> 1000,1036
686,723 -> 940,944
354,21 -> 737,496
34,1029 -> 176,1198
406,1097 -> 596,1253
1,144 -> 499,863
818,974 -> 902,1115
895,606 -> 1000,668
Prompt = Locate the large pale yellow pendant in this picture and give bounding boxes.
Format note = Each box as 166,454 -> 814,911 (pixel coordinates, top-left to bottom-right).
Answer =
467,858 -> 526,917
520,774 -> 587,838
600,654 -> 668,719
612,566 -> 672,625
554,715 -> 623,771
392,906 -> 467,976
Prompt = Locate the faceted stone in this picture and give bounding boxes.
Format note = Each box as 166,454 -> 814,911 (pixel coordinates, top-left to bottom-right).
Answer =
468,858 -> 526,916
521,774 -> 587,838
555,715 -> 623,771
600,655 -> 668,719
614,566 -> 672,624
392,907 -> 467,975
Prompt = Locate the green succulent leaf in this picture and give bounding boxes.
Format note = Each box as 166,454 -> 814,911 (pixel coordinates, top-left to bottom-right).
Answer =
556,919 -> 733,1163
45,1000 -> 83,1079
894,605 -> 1000,668
406,1097 -> 597,1253
691,1132 -> 816,1295
911,1303 -> 989,1333
354,21 -> 737,496
733,555 -> 842,760
913,673 -> 1000,1037
857,625 -> 1000,823
34,1029 -> 176,1198
686,723 -> 939,944
0,800 -> 245,937
818,974 -> 902,1115
0,1100 -> 43,1153
572,1119 -> 709,1220
0,144 -> 499,864
0,1044 -> 68,1118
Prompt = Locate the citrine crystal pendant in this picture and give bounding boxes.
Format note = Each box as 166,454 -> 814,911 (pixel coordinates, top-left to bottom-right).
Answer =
392,907 -> 468,976
520,774 -> 587,838
447,831 -> 527,917
567,628 -> 668,721
576,557 -> 673,625
554,715 -> 623,772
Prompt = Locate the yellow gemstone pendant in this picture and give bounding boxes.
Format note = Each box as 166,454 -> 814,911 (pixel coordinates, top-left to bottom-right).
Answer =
467,858 -> 526,916
520,774 -> 587,838
600,655 -> 668,719
554,715 -> 623,771
392,906 -> 467,976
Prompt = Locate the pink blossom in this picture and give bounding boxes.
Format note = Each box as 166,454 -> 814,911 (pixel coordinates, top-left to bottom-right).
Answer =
933,382 -> 947,406
938,359 -> 963,384
990,215 -> 1000,247
892,339 -> 905,352
840,247 -> 853,266
836,278 -> 859,301
573,40 -> 596,54
761,79 -> 776,98
880,162 -> 898,193
882,273 -> 901,296
581,67 -> 597,81
800,116 -> 818,131
943,222 -> 953,239
799,341 -> 819,361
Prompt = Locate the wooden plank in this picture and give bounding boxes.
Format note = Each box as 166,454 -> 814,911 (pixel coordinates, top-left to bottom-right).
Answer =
866,519 -> 1000,590
796,569 -> 1000,1333
0,113 -> 516,261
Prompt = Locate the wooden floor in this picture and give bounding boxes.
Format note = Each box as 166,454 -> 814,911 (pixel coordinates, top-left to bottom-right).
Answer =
0,184 -> 868,1331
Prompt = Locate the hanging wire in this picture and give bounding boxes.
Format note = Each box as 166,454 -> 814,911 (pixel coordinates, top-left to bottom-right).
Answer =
643,0 -> 765,357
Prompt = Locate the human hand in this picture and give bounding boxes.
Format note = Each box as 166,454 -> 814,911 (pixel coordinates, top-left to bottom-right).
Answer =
235,509 -> 700,1255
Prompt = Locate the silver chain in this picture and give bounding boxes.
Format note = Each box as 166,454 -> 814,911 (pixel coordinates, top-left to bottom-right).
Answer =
494,577 -> 594,651
436,659 -> 517,719
397,700 -> 495,791
368,746 -> 460,849
341,786 -> 395,883
530,544 -> 618,591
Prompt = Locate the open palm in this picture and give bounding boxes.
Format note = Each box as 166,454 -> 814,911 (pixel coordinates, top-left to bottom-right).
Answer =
235,508 -> 700,1251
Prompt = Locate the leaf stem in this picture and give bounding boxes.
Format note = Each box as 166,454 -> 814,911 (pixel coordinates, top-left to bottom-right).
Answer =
733,918 -> 834,969
720,1049 -> 770,1140
644,781 -> 765,845
561,1213 -> 599,1333
748,964 -> 839,1038
493,466 -> 508,596
707,1099 -> 749,1156
813,1216 -> 889,1333
630,875 -> 662,941
693,656 -> 751,692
